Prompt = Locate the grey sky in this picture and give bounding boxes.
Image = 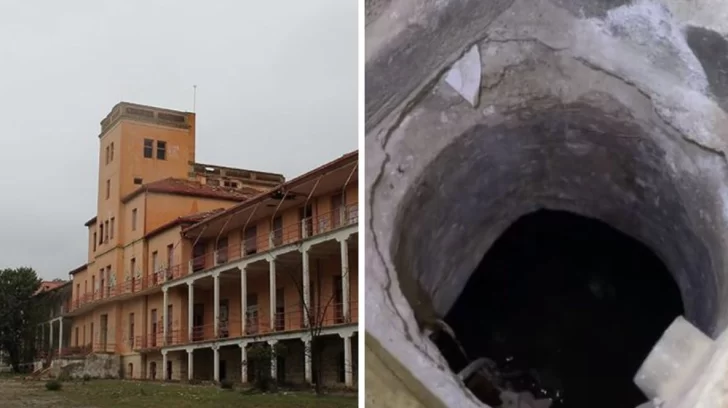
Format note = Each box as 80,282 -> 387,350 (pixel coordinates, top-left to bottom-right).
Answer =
0,1 -> 358,280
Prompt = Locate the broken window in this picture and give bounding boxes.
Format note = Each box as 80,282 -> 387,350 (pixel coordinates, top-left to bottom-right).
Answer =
106,179 -> 110,199
110,217 -> 115,240
156,140 -> 166,160
99,224 -> 104,245
110,142 -> 114,162
131,208 -> 137,231
143,139 -> 153,158
105,145 -> 109,165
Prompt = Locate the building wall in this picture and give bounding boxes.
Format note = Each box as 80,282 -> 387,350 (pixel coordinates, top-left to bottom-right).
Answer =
117,117 -> 195,199
145,193 -> 236,235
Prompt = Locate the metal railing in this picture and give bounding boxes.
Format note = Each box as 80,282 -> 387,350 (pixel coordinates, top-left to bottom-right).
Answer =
69,203 -> 358,312
156,300 -> 358,347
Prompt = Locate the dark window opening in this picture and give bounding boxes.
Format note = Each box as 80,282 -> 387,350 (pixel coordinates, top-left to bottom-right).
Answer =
192,243 -> 206,272
246,294 -> 258,335
216,237 -> 228,264
433,210 -> 683,408
272,216 -> 283,246
275,288 -> 285,331
134,177 -> 143,185
156,140 -> 167,160
333,276 -> 343,324
244,227 -> 257,255
276,356 -> 286,383
143,139 -> 153,158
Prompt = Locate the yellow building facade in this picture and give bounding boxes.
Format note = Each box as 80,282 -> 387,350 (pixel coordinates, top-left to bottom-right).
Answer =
60,102 -> 358,387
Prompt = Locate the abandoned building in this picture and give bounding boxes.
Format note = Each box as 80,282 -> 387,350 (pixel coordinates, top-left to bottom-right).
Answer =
366,0 -> 728,407
40,102 -> 358,387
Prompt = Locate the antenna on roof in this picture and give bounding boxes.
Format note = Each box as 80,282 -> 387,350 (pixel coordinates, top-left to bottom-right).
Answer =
192,85 -> 197,112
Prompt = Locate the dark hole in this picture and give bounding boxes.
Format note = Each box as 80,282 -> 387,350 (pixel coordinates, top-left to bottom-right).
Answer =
434,209 -> 683,408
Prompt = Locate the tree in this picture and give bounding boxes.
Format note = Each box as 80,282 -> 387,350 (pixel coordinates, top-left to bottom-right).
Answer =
0,267 -> 41,372
245,342 -> 288,391
283,256 -> 350,395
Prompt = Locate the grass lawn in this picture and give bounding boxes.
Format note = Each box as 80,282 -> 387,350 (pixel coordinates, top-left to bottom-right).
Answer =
1,377 -> 357,408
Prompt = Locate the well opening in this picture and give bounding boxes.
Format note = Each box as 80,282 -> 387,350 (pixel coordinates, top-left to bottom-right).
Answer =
435,209 -> 683,407
391,105 -> 723,407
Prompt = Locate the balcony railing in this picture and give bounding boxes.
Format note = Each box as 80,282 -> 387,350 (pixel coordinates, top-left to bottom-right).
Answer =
156,300 -> 358,347
68,203 -> 358,313
189,203 -> 358,277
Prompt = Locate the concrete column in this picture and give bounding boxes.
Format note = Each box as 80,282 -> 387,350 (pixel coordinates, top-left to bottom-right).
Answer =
240,267 -> 247,335
162,351 -> 168,381
302,248 -> 311,327
213,273 -> 220,338
240,343 -> 248,383
162,287 -> 169,346
58,318 -> 63,355
268,340 -> 278,381
339,238 -> 350,321
187,348 -> 194,381
213,346 -> 220,382
49,321 -> 54,351
341,333 -> 353,387
187,281 -> 194,342
269,259 -> 276,331
303,338 -> 312,383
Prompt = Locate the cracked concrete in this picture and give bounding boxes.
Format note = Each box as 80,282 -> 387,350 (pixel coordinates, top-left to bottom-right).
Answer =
366,0 -> 728,407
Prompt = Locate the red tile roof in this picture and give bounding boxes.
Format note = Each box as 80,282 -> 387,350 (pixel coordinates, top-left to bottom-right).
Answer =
184,150 -> 358,233
34,280 -> 69,295
145,208 -> 227,239
121,177 -> 258,203
68,264 -> 88,276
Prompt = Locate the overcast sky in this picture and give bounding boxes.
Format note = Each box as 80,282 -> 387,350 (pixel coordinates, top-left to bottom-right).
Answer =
0,1 -> 358,280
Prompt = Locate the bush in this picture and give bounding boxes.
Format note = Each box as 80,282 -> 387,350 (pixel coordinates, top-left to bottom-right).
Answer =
220,379 -> 234,390
45,380 -> 62,391
188,378 -> 201,385
82,374 -> 92,382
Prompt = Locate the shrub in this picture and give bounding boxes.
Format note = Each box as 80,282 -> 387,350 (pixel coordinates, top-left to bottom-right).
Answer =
82,374 -> 92,382
188,378 -> 201,385
220,379 -> 234,390
45,380 -> 62,391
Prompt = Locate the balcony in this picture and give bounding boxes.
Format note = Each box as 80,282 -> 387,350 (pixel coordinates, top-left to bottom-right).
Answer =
68,203 -> 358,313
159,300 -> 358,347
69,266 -> 183,313
184,203 -> 359,279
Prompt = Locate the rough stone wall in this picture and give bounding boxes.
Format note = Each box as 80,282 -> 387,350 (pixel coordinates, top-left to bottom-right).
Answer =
51,354 -> 121,379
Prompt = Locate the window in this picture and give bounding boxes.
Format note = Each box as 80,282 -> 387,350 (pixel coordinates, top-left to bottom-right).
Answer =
93,232 -> 97,252
143,139 -> 153,158
99,225 -> 104,245
104,220 -> 109,243
110,217 -> 115,240
130,258 -> 136,276
152,251 -> 159,273
133,177 -> 143,185
105,146 -> 109,165
128,313 -> 135,348
131,209 -> 137,231
106,179 -> 110,199
166,244 -> 174,278
156,140 -> 167,160
110,142 -> 114,162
